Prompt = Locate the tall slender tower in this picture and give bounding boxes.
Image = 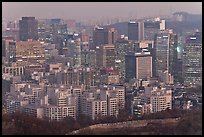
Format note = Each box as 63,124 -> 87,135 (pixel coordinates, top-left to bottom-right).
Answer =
19,17 -> 38,41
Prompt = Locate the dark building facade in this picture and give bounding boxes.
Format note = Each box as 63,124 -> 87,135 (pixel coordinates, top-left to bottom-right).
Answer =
93,27 -> 109,49
19,17 -> 38,41
125,51 -> 153,82
183,32 -> 202,85
128,21 -> 139,41
154,30 -> 178,82
2,38 -> 16,63
128,21 -> 144,41
92,27 -> 119,50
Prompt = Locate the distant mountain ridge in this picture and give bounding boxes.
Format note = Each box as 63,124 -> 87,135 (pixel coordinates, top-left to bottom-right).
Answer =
104,12 -> 202,35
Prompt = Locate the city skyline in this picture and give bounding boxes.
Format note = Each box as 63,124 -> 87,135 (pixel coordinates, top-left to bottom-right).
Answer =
3,2 -> 202,23
2,2 -> 202,135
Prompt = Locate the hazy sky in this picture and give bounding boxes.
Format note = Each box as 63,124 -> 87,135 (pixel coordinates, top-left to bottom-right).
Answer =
2,2 -> 202,23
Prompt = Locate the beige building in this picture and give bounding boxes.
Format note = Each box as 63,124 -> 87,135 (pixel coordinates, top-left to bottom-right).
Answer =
43,105 -> 76,121
81,91 -> 108,120
81,86 -> 125,120
150,88 -> 172,113
135,52 -> 152,80
16,40 -> 45,66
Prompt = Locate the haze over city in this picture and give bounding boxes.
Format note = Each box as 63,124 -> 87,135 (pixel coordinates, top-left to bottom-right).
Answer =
3,2 -> 202,22
2,2 -> 202,135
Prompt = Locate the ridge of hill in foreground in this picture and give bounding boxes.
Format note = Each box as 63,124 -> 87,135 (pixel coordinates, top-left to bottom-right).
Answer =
67,109 -> 202,135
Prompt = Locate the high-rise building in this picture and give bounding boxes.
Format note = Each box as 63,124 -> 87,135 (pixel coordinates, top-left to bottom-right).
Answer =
135,51 -> 152,80
144,18 -> 165,40
183,32 -> 202,85
125,50 -> 152,82
128,21 -> 144,41
95,44 -> 116,69
73,39 -> 81,68
154,29 -> 178,82
2,37 -> 16,63
93,27 -> 109,49
144,21 -> 160,41
102,44 -> 116,68
19,17 -> 38,41
107,27 -> 119,45
93,27 -> 119,50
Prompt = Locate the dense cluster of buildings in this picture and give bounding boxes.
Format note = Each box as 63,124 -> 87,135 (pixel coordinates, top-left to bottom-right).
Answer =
2,15 -> 202,121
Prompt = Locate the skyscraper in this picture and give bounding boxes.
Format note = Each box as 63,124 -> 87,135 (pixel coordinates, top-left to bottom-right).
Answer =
2,37 -> 16,63
125,50 -> 152,82
73,39 -> 81,68
144,20 -> 160,41
108,27 -> 119,45
135,51 -> 152,80
93,27 -> 119,50
183,32 -> 202,85
154,29 -> 178,82
93,27 -> 108,49
19,17 -> 38,41
128,21 -> 144,41
102,44 -> 116,68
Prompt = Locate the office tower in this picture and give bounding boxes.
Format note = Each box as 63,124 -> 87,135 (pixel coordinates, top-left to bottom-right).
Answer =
128,21 -> 144,41
137,40 -> 156,77
67,39 -> 82,68
115,39 -> 143,79
108,27 -> 119,45
73,39 -> 81,68
125,50 -> 152,82
183,32 -> 202,85
144,20 -> 160,41
154,29 -> 178,81
138,21 -> 144,41
102,44 -> 116,68
2,37 -> 16,63
144,18 -> 165,41
150,88 -> 172,113
125,54 -> 136,82
93,27 -> 108,49
135,51 -> 152,80
19,17 -> 38,41
115,39 -> 129,79
169,33 -> 179,82
16,40 -> 45,66
93,27 -> 119,50
95,44 -> 115,69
